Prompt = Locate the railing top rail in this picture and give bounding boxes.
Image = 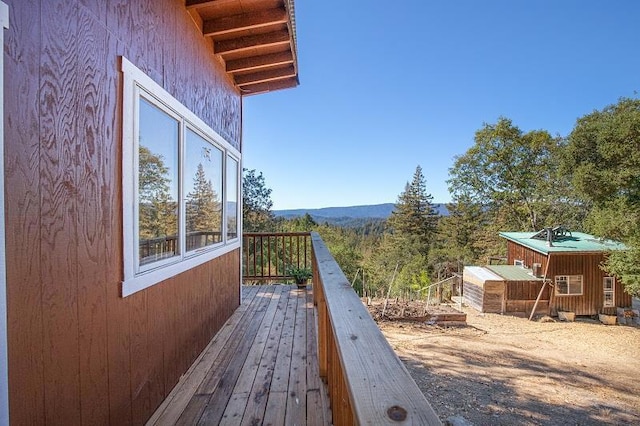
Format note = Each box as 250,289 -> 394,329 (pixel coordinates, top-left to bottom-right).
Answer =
310,232 -> 441,425
243,232 -> 311,237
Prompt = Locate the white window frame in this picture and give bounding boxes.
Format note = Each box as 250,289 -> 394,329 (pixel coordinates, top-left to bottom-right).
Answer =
225,154 -> 240,242
514,259 -> 525,267
603,277 -> 615,307
121,57 -> 241,297
554,275 -> 583,296
1,3 -> 10,423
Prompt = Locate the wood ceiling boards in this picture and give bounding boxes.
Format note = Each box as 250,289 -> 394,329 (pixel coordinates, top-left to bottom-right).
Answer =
185,0 -> 299,95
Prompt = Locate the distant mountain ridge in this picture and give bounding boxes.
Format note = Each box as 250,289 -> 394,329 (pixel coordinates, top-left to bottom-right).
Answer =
274,203 -> 449,222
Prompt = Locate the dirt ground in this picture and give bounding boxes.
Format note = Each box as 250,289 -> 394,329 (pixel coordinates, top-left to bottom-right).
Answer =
371,299 -> 640,425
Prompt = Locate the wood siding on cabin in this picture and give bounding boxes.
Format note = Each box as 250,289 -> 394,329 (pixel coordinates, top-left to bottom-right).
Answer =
548,253 -> 632,316
504,280 -> 549,315
506,241 -> 548,271
506,242 -> 632,316
4,0 -> 242,424
503,280 -> 548,315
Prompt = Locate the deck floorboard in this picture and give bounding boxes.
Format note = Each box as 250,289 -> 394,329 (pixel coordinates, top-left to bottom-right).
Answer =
147,285 -> 332,425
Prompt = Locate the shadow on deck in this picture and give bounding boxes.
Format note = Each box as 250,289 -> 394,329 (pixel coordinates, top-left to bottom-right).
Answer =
147,285 -> 331,425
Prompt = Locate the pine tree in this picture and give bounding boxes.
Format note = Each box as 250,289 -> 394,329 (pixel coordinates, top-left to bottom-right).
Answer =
387,165 -> 439,257
186,163 -> 221,235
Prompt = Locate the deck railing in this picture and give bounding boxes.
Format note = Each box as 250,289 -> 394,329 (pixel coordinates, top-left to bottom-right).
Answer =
242,232 -> 312,282
310,232 -> 441,425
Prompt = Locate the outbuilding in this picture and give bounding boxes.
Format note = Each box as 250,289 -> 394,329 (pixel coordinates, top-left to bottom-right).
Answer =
464,227 -> 631,318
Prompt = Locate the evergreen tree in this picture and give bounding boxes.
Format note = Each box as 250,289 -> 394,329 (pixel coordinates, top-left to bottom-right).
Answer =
186,163 -> 221,234
387,165 -> 439,257
433,195 -> 486,265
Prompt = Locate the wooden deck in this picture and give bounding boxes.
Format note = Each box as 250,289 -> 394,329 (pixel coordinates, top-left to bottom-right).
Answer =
147,285 -> 332,425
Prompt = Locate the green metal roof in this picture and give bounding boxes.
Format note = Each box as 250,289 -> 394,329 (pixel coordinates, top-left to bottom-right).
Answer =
487,265 -> 543,281
499,231 -> 627,255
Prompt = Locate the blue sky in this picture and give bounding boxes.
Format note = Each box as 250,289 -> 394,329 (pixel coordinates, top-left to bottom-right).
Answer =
242,0 -> 640,210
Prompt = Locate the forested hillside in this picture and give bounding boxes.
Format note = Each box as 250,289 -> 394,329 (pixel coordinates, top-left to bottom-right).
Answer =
273,203 -> 449,224
244,97 -> 640,299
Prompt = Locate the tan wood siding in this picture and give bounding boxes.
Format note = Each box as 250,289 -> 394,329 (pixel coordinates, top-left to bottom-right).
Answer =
4,0 -> 242,424
463,280 -> 504,313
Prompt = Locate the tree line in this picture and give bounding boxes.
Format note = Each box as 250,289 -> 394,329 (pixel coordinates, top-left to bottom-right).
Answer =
244,97 -> 640,298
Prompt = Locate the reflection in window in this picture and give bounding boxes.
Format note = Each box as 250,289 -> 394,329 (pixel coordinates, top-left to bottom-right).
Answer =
226,156 -> 239,240
185,128 -> 223,251
138,97 -> 179,266
555,275 -> 583,296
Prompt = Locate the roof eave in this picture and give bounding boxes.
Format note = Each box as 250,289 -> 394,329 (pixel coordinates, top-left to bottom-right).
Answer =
185,0 -> 299,95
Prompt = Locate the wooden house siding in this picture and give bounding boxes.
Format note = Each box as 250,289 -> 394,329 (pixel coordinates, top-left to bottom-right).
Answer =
4,0 -> 242,424
506,241 -> 548,270
504,280 -> 550,315
506,242 -> 632,316
548,253 -> 632,316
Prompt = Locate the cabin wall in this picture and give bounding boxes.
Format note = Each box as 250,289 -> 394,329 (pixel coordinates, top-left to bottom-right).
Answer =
4,0 -> 241,424
504,280 -> 549,315
507,242 -> 632,315
548,253 -> 631,316
506,241 -> 548,271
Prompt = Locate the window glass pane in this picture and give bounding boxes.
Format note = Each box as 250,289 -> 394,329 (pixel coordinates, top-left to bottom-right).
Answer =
603,292 -> 614,307
185,128 -> 223,251
556,277 -> 568,295
604,277 -> 614,290
138,97 -> 180,266
568,276 -> 582,294
226,156 -> 239,240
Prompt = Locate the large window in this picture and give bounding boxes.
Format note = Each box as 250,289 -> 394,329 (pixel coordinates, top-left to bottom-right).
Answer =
122,57 -> 241,296
555,275 -> 583,296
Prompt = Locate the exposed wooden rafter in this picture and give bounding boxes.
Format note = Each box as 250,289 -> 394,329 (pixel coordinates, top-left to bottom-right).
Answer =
203,8 -> 287,37
239,77 -> 298,95
184,0 -> 299,95
185,0 -> 220,10
214,30 -> 290,55
226,51 -> 293,73
235,64 -> 295,86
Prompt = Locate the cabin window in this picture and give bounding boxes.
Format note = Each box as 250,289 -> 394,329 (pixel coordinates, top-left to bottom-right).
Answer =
603,277 -> 615,307
555,275 -> 583,296
121,57 -> 241,297
514,259 -> 525,267
185,128 -> 224,252
138,97 -> 181,268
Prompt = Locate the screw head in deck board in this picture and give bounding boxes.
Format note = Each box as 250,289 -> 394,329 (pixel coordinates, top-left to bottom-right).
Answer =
387,405 -> 408,421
